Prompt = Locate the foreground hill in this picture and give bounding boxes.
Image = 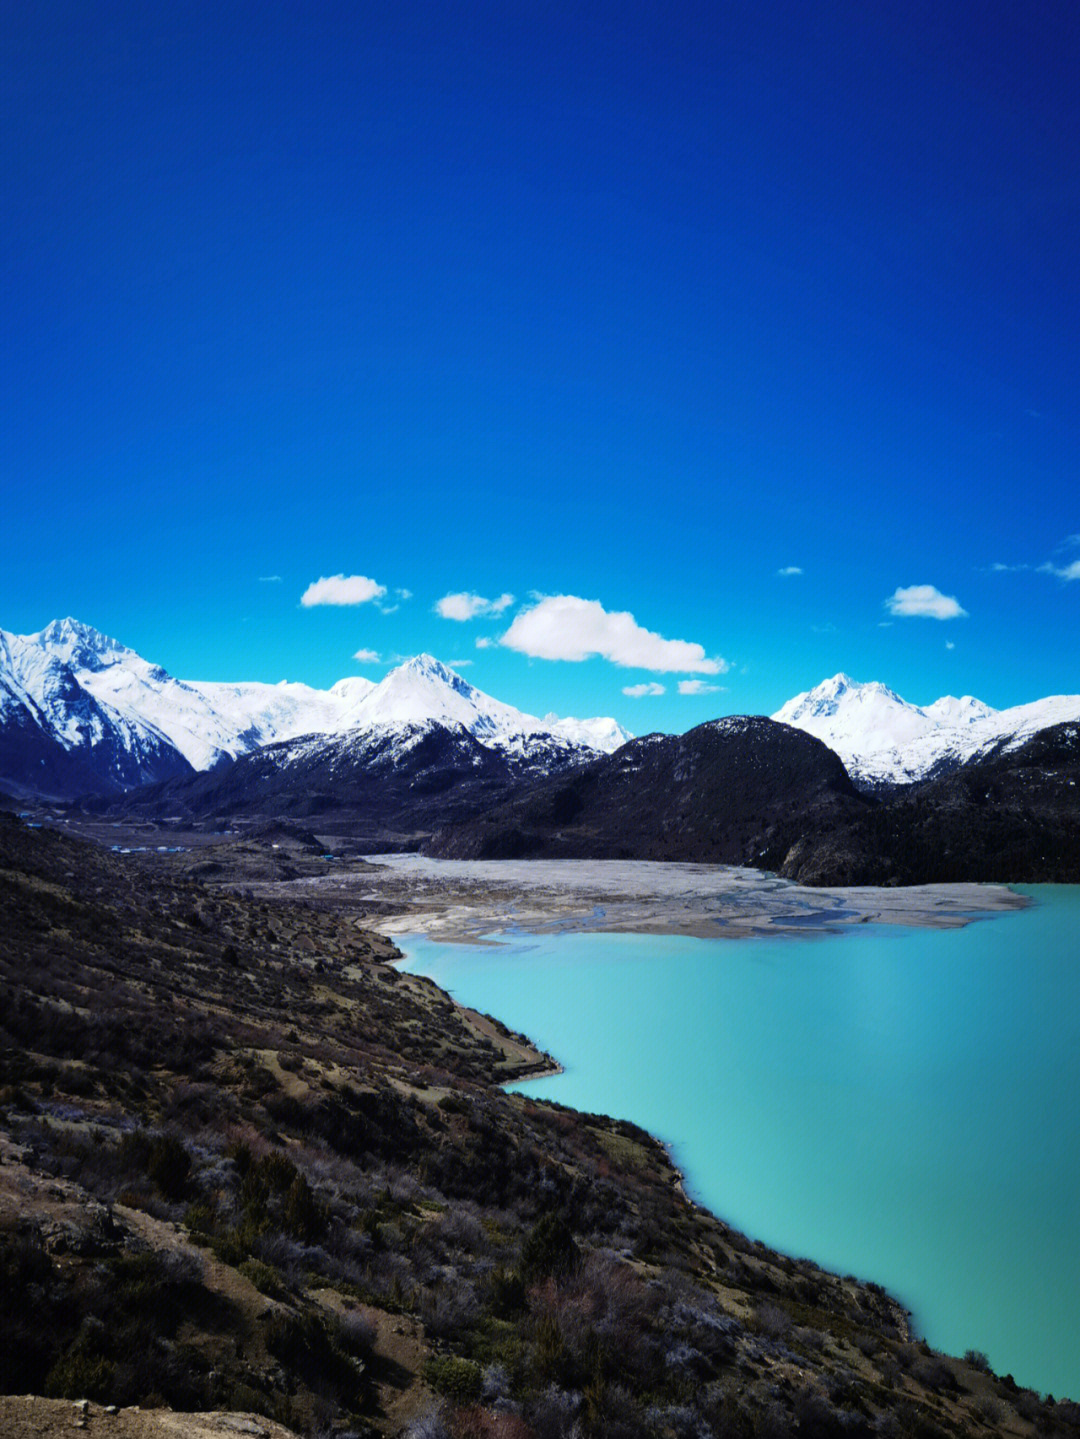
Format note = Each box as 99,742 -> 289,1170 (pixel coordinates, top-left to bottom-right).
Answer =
426,717 -> 870,865
2,812 -> 1067,1438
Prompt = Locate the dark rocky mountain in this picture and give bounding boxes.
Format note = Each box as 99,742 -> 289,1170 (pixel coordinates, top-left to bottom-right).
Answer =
426,714 -> 1080,887
779,720 -> 1080,886
426,716 -> 871,865
95,718 -> 596,843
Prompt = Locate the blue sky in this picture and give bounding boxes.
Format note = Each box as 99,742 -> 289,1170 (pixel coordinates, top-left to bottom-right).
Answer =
4,0 -> 1078,730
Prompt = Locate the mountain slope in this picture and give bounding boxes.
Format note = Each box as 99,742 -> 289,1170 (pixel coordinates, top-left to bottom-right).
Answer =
426,716 -> 869,864
774,672 -> 1080,788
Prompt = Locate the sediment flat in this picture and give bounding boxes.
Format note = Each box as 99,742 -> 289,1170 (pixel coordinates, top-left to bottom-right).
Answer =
245,853 -> 1028,942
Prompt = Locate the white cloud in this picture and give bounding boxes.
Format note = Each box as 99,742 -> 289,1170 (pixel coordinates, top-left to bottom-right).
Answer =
945,641 -> 955,651
352,648 -> 380,663
777,566 -> 803,577
475,636 -> 495,650
1039,560 -> 1080,581
259,574 -> 283,583
623,682 -> 665,697
678,680 -> 723,695
885,584 -> 967,620
301,574 -> 387,608
396,588 -> 413,602
435,591 -> 515,620
447,659 -> 474,668
499,595 -> 726,674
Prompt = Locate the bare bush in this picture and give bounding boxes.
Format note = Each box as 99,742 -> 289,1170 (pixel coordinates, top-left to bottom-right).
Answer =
401,1402 -> 452,1439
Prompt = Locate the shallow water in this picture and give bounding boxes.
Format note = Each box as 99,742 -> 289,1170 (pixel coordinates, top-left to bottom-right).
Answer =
399,885 -> 1080,1398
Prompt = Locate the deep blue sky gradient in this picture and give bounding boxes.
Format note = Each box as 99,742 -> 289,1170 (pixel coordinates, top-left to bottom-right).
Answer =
4,1 -> 1078,727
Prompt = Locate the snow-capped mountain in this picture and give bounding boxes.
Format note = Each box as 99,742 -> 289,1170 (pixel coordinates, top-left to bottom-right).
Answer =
773,673 -> 1080,788
329,655 -> 633,759
0,621 -> 631,800
0,623 -> 194,798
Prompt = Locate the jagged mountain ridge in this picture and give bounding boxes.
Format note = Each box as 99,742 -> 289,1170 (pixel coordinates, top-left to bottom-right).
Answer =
98,715 -> 606,841
773,672 -> 1080,789
0,621 -> 631,800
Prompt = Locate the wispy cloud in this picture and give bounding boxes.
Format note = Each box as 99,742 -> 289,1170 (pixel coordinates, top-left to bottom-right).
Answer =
777,565 -> 803,577
301,574 -> 387,608
435,591 -> 515,620
623,682 -> 665,697
945,641 -> 955,650
885,584 -> 967,620
376,588 -> 414,616
259,574 -> 283,583
475,636 -> 495,650
352,648 -> 380,663
499,595 -> 726,674
678,680 -> 723,695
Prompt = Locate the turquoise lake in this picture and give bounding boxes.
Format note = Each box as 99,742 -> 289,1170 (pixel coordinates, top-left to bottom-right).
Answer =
398,885 -> 1080,1400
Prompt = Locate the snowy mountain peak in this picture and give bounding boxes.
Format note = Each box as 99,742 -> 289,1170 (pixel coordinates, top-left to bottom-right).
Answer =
346,655 -> 536,738
329,655 -> 631,757
776,673 -> 908,723
397,653 -> 476,696
922,694 -> 995,726
774,673 -> 1080,789
34,617 -> 130,670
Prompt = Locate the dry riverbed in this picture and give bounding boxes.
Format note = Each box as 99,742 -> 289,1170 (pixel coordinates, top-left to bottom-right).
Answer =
238,853 -> 1028,942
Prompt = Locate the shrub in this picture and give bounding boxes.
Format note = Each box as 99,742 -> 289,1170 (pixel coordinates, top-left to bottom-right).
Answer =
239,1257 -> 288,1299
423,1355 -> 483,1404
265,1311 -> 364,1405
520,1213 -> 579,1283
283,1173 -> 326,1243
147,1134 -> 191,1201
44,1350 -> 116,1403
488,1266 -> 526,1318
